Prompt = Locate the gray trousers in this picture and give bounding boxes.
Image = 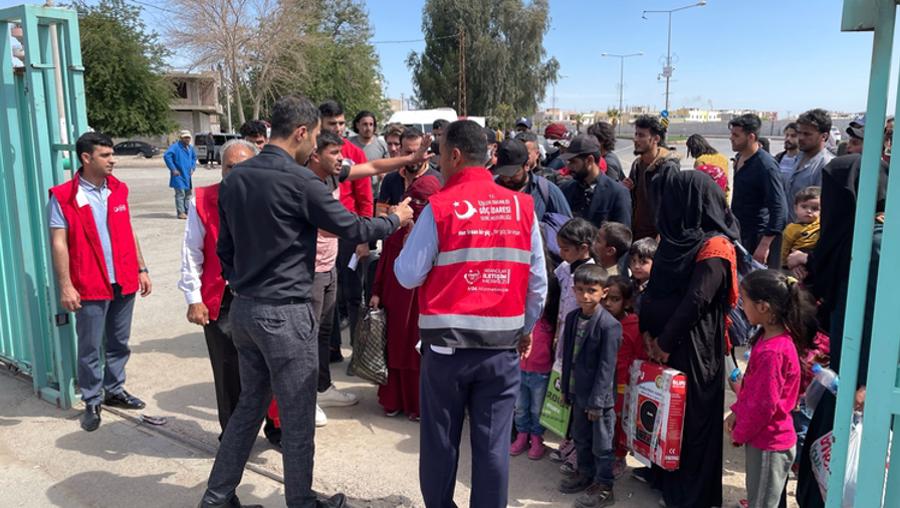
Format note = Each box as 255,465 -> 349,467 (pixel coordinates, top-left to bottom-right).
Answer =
202,296 -> 319,508
75,284 -> 136,405
312,269 -> 337,392
174,188 -> 192,215
745,444 -> 795,508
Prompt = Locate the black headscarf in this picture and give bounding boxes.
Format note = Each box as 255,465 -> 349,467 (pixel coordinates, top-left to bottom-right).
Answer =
809,154 -> 888,313
646,170 -> 740,298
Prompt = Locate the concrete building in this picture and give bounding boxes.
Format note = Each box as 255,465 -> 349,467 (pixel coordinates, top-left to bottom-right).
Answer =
167,71 -> 223,135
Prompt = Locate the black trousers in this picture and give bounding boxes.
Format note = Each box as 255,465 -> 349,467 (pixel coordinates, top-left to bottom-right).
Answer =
333,239 -> 364,349
202,290 -> 277,440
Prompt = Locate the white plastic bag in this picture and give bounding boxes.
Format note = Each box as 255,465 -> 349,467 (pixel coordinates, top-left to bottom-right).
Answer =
809,412 -> 862,507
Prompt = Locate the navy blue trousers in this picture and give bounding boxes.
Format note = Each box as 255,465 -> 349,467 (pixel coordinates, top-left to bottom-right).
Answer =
419,348 -> 520,508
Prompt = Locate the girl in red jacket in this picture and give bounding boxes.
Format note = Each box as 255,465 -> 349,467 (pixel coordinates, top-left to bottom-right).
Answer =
601,275 -> 646,478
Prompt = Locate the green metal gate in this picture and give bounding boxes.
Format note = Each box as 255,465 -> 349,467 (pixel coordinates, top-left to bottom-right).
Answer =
0,4 -> 88,409
828,1 -> 900,506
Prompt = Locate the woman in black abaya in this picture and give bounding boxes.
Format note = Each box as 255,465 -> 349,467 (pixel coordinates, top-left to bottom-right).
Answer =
639,170 -> 740,508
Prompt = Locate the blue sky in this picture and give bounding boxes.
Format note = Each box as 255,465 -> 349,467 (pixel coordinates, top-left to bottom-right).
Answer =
4,0 -> 894,115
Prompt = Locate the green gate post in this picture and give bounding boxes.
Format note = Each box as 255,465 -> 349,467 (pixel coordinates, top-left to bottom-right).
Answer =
0,4 -> 88,409
829,1 -> 900,506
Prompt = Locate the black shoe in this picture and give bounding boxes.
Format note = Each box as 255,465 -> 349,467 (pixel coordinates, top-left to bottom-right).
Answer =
559,472 -> 592,494
316,493 -> 348,507
329,349 -> 344,364
80,404 -> 101,432
103,390 -> 146,410
197,495 -> 262,508
631,466 -> 653,484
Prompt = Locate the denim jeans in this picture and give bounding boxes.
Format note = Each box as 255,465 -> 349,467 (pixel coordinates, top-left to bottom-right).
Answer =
514,371 -> 549,435
174,188 -> 191,215
571,401 -> 616,489
201,296 -> 319,508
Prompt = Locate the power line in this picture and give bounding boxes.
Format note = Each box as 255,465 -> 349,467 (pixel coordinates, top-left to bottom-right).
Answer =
128,0 -> 179,16
370,33 -> 459,45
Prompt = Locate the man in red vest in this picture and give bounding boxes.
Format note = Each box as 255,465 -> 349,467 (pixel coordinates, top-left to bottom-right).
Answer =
177,138 -> 280,445
394,120 -> 548,508
48,132 -> 153,432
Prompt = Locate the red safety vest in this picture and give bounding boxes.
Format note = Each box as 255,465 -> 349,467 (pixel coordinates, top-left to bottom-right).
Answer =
49,172 -> 139,300
194,184 -> 227,321
418,167 -> 534,349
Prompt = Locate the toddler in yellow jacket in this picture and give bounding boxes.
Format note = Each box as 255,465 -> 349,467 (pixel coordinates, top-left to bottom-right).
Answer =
781,186 -> 820,267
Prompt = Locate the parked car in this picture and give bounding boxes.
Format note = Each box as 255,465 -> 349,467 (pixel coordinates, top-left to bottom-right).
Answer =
114,141 -> 160,158
195,132 -> 241,164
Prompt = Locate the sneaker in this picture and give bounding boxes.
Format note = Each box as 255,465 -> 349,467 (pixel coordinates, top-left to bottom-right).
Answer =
559,472 -> 592,494
384,409 -> 401,417
560,450 -> 578,475
574,484 -> 614,508
551,439 -> 575,462
510,432 -> 529,456
317,385 -> 358,408
315,405 -> 328,427
528,434 -> 546,460
612,457 -> 627,479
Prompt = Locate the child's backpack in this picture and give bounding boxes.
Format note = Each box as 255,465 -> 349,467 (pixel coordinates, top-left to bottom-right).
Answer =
539,211 -> 571,266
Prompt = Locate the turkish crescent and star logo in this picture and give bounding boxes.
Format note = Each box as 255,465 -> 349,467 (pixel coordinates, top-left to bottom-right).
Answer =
464,270 -> 481,285
452,200 -> 477,220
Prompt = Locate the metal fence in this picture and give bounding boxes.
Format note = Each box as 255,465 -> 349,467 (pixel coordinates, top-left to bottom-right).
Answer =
0,4 -> 88,409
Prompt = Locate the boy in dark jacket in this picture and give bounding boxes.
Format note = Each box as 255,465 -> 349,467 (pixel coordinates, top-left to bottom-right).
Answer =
559,264 -> 622,508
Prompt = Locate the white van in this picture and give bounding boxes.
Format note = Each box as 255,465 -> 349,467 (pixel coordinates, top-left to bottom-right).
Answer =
388,108 -> 458,133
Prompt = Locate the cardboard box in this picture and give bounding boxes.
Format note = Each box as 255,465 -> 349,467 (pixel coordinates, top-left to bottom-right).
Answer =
622,360 -> 687,471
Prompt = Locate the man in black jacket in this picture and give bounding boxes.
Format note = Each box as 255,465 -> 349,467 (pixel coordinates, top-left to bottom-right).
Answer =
198,95 -> 413,508
560,135 -> 632,228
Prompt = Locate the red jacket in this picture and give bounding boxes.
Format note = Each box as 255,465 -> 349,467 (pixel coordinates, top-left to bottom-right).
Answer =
418,167 -> 534,349
615,313 -> 645,389
49,172 -> 139,300
339,141 -> 373,216
194,184 -> 227,321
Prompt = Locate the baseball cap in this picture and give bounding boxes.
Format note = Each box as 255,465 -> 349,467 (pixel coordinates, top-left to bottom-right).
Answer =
492,139 -> 529,176
179,130 -> 192,138
846,115 -> 865,140
544,122 -> 567,140
559,134 -> 602,161
515,117 -> 532,129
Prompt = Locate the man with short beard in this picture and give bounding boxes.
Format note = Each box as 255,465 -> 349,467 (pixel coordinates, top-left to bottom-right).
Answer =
786,109 -> 834,215
198,95 -> 413,508
775,122 -> 801,182
376,128 -> 442,216
239,120 -> 268,151
623,115 -> 679,240
349,110 -> 389,161
558,135 -> 630,227
730,113 -> 788,267
494,138 -> 571,221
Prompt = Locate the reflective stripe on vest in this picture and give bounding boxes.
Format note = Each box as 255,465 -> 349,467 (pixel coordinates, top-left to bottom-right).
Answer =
435,247 -> 531,266
418,313 -> 525,331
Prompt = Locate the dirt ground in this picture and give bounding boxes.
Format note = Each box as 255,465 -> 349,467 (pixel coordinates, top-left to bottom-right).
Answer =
0,149 -> 798,507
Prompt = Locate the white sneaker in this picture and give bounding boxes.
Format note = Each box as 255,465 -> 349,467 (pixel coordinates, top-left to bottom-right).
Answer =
316,404 -> 328,427
317,384 -> 359,408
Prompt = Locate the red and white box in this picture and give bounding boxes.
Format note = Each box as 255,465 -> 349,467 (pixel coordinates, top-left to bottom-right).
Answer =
622,360 -> 687,471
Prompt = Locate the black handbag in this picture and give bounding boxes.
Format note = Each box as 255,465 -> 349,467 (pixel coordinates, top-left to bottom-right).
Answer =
348,306 -> 389,385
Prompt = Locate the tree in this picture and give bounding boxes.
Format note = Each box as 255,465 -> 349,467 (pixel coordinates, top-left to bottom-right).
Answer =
71,0 -> 174,137
407,0 -> 559,118
268,0 -> 387,121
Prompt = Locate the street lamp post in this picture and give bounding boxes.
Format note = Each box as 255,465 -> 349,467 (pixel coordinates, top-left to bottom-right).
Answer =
642,0 -> 706,113
600,52 -> 643,134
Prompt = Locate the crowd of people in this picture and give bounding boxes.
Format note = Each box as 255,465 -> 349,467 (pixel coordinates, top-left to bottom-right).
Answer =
47,95 -> 892,508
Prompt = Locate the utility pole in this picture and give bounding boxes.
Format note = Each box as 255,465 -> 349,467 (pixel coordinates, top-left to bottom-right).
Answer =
601,52 -> 642,133
457,27 -> 467,116
642,1 -> 706,113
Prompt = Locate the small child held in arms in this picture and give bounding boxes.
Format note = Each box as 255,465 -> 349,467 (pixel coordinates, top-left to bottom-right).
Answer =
627,237 -> 657,313
593,222 -> 632,276
551,218 -> 598,471
510,256 -> 561,460
780,186 -> 821,270
726,270 -> 817,508
601,275 -> 646,478
559,264 -> 622,508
